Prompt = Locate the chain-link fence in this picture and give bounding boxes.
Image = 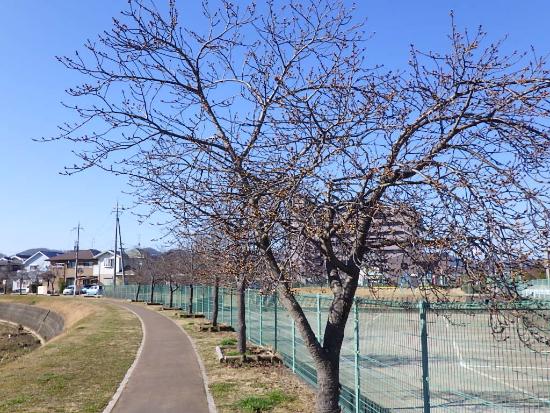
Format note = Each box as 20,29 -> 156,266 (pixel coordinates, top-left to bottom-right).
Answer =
521,279 -> 550,299
104,285 -> 550,412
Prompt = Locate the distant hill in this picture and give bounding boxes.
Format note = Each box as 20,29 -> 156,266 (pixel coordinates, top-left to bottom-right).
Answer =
126,247 -> 161,259
140,247 -> 161,257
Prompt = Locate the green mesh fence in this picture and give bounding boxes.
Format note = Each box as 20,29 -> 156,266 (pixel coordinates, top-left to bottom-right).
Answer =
104,284 -> 550,412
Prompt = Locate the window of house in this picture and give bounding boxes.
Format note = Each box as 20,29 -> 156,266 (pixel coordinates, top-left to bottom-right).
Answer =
104,258 -> 114,268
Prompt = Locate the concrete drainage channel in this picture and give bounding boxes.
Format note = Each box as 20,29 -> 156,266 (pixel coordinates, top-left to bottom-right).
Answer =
0,302 -> 64,343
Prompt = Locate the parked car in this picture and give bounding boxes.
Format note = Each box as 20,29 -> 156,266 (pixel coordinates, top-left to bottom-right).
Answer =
62,285 -> 80,295
81,284 -> 93,295
84,285 -> 104,296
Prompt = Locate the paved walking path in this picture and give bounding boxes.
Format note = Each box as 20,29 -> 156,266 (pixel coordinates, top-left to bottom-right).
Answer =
107,301 -> 212,413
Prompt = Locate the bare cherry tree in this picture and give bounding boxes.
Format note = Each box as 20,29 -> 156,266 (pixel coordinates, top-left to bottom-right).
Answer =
50,1 -> 550,411
127,249 -> 158,301
157,250 -> 183,308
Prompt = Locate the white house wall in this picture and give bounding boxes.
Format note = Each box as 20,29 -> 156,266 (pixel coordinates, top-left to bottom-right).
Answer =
12,279 -> 31,291
93,253 -> 123,285
24,254 -> 51,272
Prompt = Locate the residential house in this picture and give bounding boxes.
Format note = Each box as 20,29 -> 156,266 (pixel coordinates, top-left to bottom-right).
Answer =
92,247 -> 161,285
0,256 -> 23,292
21,250 -> 64,293
48,249 -> 100,289
23,250 -> 63,273
93,250 -> 127,286
0,256 -> 23,274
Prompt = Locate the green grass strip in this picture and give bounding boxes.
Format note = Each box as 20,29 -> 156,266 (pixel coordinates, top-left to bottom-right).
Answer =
0,299 -> 141,413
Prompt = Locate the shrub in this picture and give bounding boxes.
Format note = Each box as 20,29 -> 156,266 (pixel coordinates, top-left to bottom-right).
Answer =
219,337 -> 237,346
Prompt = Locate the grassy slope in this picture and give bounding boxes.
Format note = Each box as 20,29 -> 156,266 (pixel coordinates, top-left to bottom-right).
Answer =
0,296 -> 141,413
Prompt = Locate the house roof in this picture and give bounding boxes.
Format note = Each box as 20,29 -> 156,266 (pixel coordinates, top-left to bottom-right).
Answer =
94,250 -> 129,260
24,250 -> 64,265
48,249 -> 101,262
16,248 -> 62,258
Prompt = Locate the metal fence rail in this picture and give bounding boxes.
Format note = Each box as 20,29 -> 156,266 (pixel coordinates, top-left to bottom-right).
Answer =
104,285 -> 550,412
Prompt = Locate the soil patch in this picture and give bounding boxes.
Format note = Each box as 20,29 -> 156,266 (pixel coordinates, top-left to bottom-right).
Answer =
0,322 -> 41,365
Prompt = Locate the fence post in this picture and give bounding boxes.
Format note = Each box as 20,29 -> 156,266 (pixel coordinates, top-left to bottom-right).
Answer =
354,298 -> 361,413
230,288 -> 233,327
221,287 -> 225,324
292,318 -> 296,373
207,285 -> 211,320
316,294 -> 322,344
273,292 -> 278,352
196,285 -> 199,313
259,294 -> 263,346
247,289 -> 251,341
200,285 -> 204,314
419,301 -> 431,413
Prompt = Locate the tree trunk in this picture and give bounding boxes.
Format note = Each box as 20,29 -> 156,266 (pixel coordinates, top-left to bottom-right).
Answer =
170,285 -> 178,308
135,283 -> 141,301
237,279 -> 247,354
149,277 -> 155,303
188,284 -> 194,314
211,277 -> 219,327
273,261 -> 357,413
315,357 -> 342,413
169,279 -> 174,308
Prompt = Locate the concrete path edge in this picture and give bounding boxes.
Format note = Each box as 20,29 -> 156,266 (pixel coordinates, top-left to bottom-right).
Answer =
102,304 -> 147,413
168,314 -> 218,413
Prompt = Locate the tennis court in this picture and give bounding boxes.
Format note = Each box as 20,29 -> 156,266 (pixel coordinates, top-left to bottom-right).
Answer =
106,285 -> 550,412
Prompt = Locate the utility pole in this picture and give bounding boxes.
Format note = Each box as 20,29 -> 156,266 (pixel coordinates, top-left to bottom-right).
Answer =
118,210 -> 126,285
113,202 -> 119,288
72,223 -> 82,297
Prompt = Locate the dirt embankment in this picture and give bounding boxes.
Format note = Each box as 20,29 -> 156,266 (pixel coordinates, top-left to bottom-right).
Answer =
297,286 -> 466,301
0,296 -> 95,340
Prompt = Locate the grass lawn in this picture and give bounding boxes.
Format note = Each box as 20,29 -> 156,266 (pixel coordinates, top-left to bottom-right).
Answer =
0,296 -> 141,413
155,307 -> 315,413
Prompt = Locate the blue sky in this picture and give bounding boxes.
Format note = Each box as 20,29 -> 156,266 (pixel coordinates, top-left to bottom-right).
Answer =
0,0 -> 548,255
